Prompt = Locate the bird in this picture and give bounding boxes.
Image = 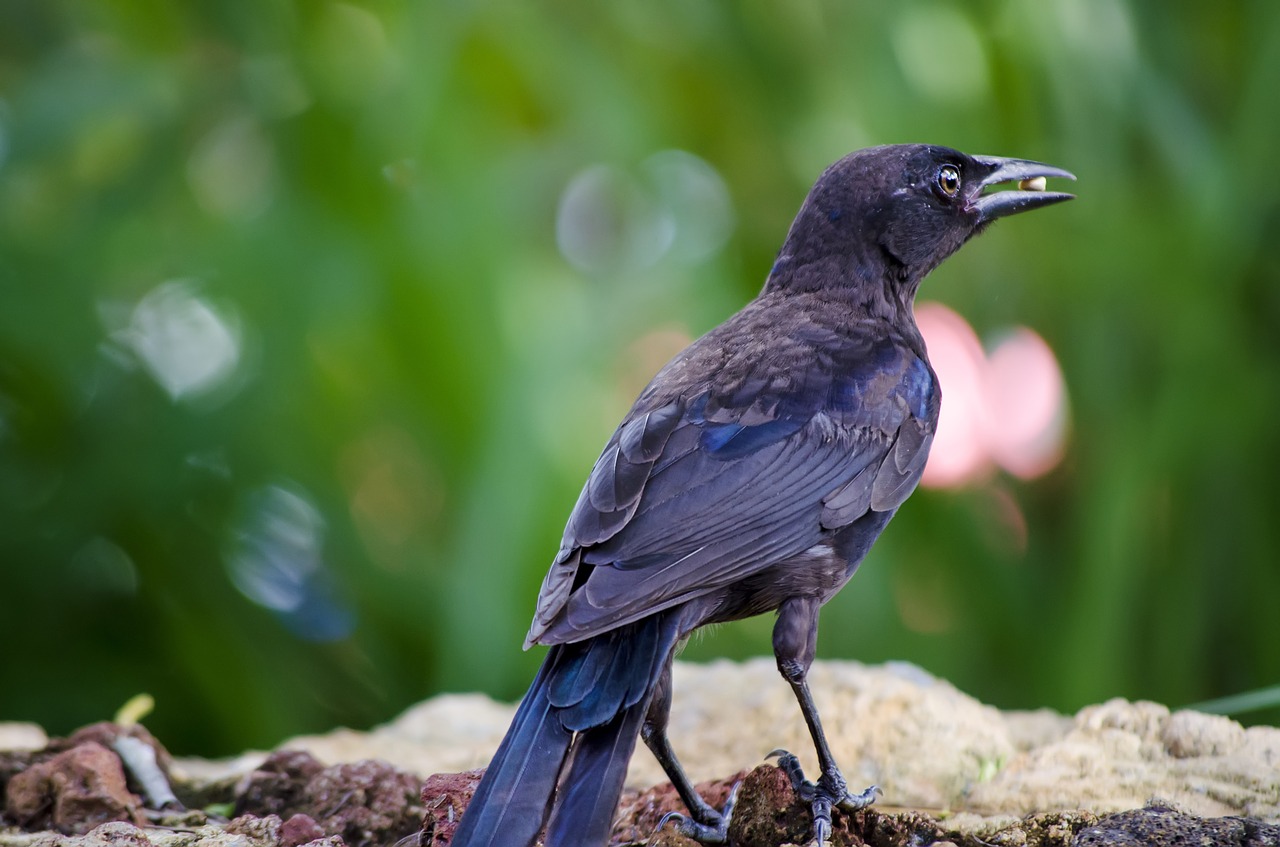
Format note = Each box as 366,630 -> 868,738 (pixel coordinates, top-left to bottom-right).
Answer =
449,144 -> 1075,847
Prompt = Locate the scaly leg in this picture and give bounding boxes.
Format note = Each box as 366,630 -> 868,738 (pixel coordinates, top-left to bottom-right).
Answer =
771,596 -> 879,844
643,658 -> 738,843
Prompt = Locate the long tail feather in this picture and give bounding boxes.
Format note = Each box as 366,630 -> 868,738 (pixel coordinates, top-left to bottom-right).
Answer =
543,699 -> 649,847
450,655 -> 574,847
454,608 -> 687,847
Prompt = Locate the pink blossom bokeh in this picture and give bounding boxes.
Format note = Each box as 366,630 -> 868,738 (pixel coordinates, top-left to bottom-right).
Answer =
916,301 -> 1069,488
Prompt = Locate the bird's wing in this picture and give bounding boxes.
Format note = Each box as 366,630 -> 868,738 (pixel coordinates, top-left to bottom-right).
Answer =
526,330 -> 938,647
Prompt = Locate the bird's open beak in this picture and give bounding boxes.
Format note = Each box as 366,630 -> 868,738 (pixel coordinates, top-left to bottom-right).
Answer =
970,155 -> 1076,222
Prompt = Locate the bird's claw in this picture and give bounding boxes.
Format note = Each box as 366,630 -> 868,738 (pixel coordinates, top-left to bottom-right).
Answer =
837,782 -> 881,813
766,750 -> 879,846
654,811 -> 726,845
653,782 -> 739,844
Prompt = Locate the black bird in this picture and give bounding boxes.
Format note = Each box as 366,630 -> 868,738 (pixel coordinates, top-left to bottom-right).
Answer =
450,144 -> 1074,847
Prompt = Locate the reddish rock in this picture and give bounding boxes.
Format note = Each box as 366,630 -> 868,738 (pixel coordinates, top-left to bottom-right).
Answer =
724,764 -> 816,846
615,763 -> 945,847
306,759 -> 421,847
0,749 -> 36,807
4,741 -> 142,834
235,750 -> 327,819
57,722 -> 173,772
235,751 -> 421,847
280,813 -> 327,847
610,772 -> 743,847
722,764 -> 948,847
419,769 -> 484,845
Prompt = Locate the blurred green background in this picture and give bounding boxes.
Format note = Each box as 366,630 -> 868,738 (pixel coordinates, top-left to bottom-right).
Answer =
2,1 -> 1278,757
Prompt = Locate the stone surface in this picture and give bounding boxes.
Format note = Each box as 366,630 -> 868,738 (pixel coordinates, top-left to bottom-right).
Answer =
40,821 -> 154,847
420,769 -> 484,846
279,692 -> 518,780
233,750 -> 326,819
611,770 -> 744,846
613,765 -> 1102,847
278,814 -> 326,847
199,659 -> 1276,824
0,818 -> 345,847
967,697 -> 1280,820
3,659 -> 1279,846
0,727 -> 46,755
1074,803 -> 1280,846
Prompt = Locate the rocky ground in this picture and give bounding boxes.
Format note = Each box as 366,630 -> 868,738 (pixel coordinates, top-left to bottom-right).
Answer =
2,660 -> 1278,847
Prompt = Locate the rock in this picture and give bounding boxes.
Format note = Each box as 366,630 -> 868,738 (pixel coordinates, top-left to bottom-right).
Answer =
723,764 -> 823,847
1002,708 -> 1074,752
234,751 -> 422,847
608,764 -> 1096,847
1161,708 -> 1247,758
1074,802 -> 1280,846
53,724 -> 173,777
276,693 -> 516,780
5,741 -> 143,834
238,659 -> 1277,829
188,660 -> 1023,808
611,771 -> 742,846
279,814 -> 326,847
234,751 -> 326,819
944,809 -> 1098,846
420,769 -> 484,846
966,698 -> 1280,820
224,813 -> 284,841
302,759 -> 421,847
1,750 -> 37,809
0,724 -> 48,753
623,659 -> 1024,809
4,660 -> 1278,847
46,821 -> 153,847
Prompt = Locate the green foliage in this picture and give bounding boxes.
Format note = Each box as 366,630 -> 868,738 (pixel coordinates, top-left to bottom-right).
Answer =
1,1 -> 1277,754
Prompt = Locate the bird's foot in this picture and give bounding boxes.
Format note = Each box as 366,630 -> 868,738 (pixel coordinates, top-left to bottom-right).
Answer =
654,782 -> 739,844
767,750 -> 880,846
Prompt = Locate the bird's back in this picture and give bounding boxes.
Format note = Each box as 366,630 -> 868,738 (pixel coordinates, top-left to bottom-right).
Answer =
527,288 -> 939,647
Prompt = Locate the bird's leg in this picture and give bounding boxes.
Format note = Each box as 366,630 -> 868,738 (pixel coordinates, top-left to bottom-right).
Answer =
771,597 -> 879,845
645,658 -> 737,844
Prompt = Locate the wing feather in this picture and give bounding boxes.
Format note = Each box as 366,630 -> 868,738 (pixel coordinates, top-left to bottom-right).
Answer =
527,319 -> 940,647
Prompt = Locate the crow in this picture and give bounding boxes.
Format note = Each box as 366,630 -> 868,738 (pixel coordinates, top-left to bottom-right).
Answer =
450,144 -> 1074,846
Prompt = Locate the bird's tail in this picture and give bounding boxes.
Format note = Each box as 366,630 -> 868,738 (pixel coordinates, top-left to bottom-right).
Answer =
542,695 -> 649,845
447,657 -> 574,847
451,610 -> 683,847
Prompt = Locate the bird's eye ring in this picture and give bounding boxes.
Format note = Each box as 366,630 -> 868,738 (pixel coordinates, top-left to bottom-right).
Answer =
936,165 -> 961,198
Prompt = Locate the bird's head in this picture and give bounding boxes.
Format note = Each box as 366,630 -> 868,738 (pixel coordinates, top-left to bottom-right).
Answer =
767,143 -> 1074,303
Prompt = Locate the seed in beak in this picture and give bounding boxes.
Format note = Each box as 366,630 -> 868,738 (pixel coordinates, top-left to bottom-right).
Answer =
1018,176 -> 1047,192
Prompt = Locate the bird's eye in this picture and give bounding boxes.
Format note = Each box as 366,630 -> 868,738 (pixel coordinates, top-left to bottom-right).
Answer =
936,165 -> 961,198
